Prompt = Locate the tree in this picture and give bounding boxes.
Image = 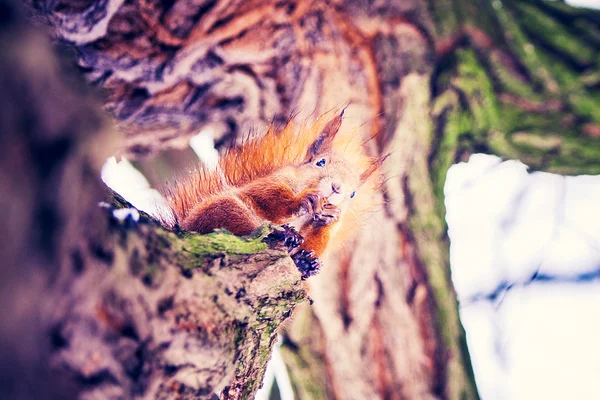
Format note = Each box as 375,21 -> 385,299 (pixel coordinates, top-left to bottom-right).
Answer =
4,0 -> 599,398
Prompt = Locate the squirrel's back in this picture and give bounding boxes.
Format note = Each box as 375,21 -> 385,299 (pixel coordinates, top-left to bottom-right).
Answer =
165,118 -> 318,225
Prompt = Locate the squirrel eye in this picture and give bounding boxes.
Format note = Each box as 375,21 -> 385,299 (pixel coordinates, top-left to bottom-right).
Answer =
350,191 -> 356,199
316,158 -> 326,167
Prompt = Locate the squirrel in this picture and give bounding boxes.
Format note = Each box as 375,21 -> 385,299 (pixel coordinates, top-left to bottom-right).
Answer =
165,110 -> 387,279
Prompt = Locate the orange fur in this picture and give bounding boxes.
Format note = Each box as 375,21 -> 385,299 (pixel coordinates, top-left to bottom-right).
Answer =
164,110 -> 385,262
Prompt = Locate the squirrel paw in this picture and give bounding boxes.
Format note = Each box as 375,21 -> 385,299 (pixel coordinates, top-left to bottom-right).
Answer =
292,250 -> 322,280
302,194 -> 340,226
301,192 -> 325,217
313,203 -> 340,226
264,224 -> 304,253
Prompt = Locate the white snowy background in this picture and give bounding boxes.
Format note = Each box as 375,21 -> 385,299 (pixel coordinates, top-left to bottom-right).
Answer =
445,154 -> 600,400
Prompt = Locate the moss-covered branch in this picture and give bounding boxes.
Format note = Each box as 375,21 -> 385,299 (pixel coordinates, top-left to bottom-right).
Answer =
59,203 -> 307,399
430,0 -> 600,201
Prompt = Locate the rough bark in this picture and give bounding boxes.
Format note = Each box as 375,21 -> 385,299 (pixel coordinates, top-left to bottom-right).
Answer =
17,0 -> 600,399
0,3 -> 306,399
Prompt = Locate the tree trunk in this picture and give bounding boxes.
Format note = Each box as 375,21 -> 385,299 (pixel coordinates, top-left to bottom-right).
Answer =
13,0 -> 600,399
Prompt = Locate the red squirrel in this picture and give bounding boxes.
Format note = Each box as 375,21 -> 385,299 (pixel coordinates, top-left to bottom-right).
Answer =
165,110 -> 387,278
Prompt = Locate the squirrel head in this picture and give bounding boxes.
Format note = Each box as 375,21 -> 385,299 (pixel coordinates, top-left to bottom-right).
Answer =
301,111 -> 389,207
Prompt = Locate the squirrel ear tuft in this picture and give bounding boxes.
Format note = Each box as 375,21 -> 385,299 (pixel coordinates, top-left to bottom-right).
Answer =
360,152 -> 390,184
305,111 -> 344,160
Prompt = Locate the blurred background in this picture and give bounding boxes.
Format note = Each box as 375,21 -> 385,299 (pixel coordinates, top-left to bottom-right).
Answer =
446,154 -> 600,399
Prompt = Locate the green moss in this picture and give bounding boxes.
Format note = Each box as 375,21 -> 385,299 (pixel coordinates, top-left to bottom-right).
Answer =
569,92 -> 600,124
179,225 -> 270,268
490,54 -> 537,100
431,48 -> 500,214
495,2 -> 559,92
456,50 -> 500,131
541,63 -> 600,123
581,70 -> 600,88
434,48 -> 600,176
511,131 -> 562,150
515,2 -> 594,67
429,0 -> 459,36
241,384 -> 255,399
432,103 -> 467,208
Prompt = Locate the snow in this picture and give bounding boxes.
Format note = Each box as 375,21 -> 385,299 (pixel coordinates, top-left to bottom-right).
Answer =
446,154 -> 600,400
566,0 -> 600,9
189,129 -> 219,170
112,208 -> 140,223
501,284 -> 600,400
101,156 -> 168,217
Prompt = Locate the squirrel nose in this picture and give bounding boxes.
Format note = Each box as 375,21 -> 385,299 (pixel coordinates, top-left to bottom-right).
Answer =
331,183 -> 341,194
